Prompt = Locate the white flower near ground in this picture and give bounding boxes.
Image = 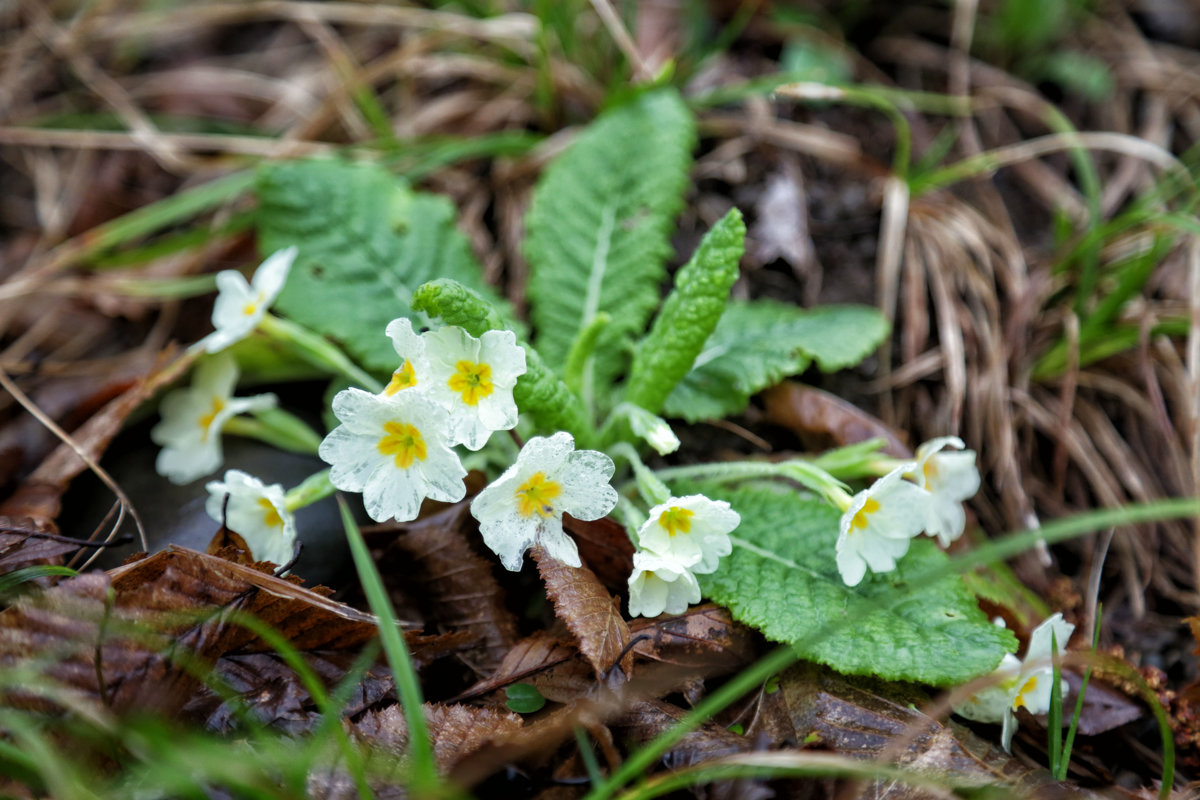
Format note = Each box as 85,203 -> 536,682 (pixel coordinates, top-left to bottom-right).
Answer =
319,387 -> 467,522
470,432 -> 618,571
199,247 -> 297,353
384,318 -> 526,450
835,463 -> 932,586
636,495 -> 739,574
953,613 -> 1075,751
151,353 -> 277,485
627,549 -> 702,618
908,436 -> 981,547
205,469 -> 296,566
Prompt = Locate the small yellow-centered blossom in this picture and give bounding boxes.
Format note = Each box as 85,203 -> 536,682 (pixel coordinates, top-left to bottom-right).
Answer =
908,436 -> 981,547
835,463 -> 933,586
151,353 -> 276,485
953,613 -> 1075,751
319,387 -> 466,523
470,432 -> 618,571
384,318 -> 526,450
627,549 -> 702,618
636,495 -> 739,574
199,247 -> 297,353
205,469 -> 296,566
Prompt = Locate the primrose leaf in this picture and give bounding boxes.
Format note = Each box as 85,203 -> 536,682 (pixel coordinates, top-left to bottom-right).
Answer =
412,279 -> 590,440
663,300 -> 889,422
255,158 -> 504,373
524,89 -> 695,412
625,208 -> 745,415
688,483 -> 1015,685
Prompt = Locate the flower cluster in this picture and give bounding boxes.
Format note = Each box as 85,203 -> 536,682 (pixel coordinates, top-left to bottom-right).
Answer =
834,436 -> 980,586
627,495 -> 740,618
953,614 -> 1075,751
320,317 -> 527,525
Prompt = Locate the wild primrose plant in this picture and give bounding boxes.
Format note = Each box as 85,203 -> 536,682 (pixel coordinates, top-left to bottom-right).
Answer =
146,88 -> 1073,753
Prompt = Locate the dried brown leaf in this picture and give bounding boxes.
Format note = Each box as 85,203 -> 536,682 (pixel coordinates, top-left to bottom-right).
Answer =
385,501 -> 518,673
562,513 -> 634,591
451,631 -> 581,703
763,381 -> 911,458
534,547 -> 633,681
630,603 -> 756,671
353,702 -> 523,773
615,698 -> 754,768
0,546 -> 431,715
780,663 -> 1081,797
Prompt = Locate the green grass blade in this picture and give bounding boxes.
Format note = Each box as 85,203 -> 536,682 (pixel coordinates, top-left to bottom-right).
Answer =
339,497 -> 440,795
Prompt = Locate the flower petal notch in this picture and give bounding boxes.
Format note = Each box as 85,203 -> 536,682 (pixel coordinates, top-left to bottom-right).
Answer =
151,353 -> 277,485
319,387 -> 467,523
835,463 -> 932,586
627,549 -> 702,618
199,246 -> 297,354
470,431 -> 618,571
384,319 -> 526,450
952,613 -> 1075,751
205,469 -> 297,566
636,494 -> 739,574
909,435 -> 981,547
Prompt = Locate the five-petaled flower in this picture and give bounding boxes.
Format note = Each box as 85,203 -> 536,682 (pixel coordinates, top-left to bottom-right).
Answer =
319,387 -> 467,522
627,549 -> 702,618
151,353 -> 277,485
470,432 -> 618,571
906,436 -> 981,547
636,495 -> 739,574
953,613 -> 1075,751
205,469 -> 296,566
835,463 -> 932,587
384,318 -> 526,450
198,247 -> 297,353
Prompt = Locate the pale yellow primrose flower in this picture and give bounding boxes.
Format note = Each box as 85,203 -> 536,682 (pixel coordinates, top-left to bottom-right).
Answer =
384,318 -> 526,451
199,247 -> 297,354
205,469 -> 296,566
953,613 -> 1075,751
636,495 -> 739,574
627,549 -> 702,617
319,387 -> 467,523
908,436 -> 981,547
470,432 -> 618,571
835,463 -> 932,586
151,353 -> 277,485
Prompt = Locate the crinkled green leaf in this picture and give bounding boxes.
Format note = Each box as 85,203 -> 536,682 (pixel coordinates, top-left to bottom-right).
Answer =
524,89 -> 695,411
255,158 -> 503,373
412,279 -> 589,440
663,300 -> 890,421
625,208 -> 744,415
687,483 -> 1014,685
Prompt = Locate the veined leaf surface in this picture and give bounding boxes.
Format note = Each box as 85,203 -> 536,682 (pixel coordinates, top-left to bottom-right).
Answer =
690,483 -> 1014,685
524,90 -> 695,413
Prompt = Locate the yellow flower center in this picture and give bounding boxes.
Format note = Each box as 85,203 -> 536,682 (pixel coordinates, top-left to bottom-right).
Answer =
384,361 -> 418,395
242,292 -> 265,317
198,396 -> 225,440
849,497 -> 881,532
515,471 -> 561,518
257,497 -> 283,529
447,360 -> 494,406
658,506 -> 695,537
1012,674 -> 1038,710
377,421 -> 427,469
923,459 -> 939,483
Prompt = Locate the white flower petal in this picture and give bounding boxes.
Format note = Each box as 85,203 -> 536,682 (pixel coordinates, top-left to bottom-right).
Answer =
470,432 -> 614,571
251,246 -> 296,299
628,551 -> 701,617
205,469 -> 296,565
